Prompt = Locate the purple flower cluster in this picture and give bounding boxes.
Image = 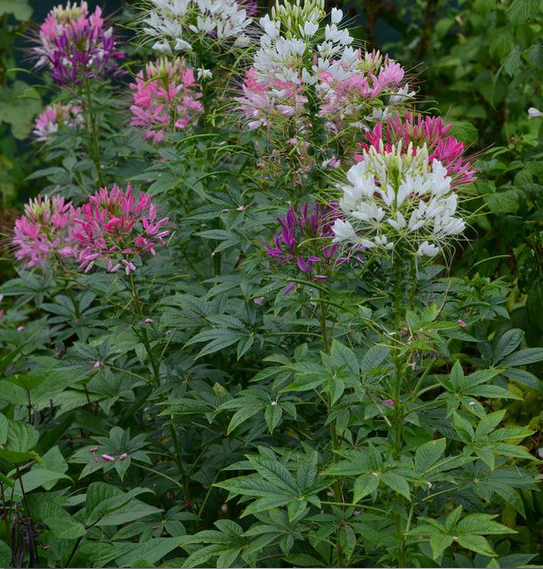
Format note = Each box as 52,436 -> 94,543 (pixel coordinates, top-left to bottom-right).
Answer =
266,203 -> 345,292
34,1 -> 125,86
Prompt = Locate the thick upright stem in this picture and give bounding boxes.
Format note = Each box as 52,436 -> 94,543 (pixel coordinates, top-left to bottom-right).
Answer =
392,252 -> 407,568
318,289 -> 345,567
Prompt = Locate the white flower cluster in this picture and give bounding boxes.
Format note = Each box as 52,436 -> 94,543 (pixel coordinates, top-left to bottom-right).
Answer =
254,0 -> 356,90
332,144 -> 466,258
142,0 -> 252,54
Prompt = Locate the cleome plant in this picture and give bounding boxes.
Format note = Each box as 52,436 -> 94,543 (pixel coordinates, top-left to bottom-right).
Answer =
0,0 -> 542,568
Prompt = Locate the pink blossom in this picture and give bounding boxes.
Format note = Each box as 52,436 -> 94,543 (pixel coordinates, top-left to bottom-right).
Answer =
74,184 -> 169,274
253,296 -> 265,305
118,453 -> 128,461
129,58 -> 204,145
12,195 -> 81,268
33,102 -> 83,142
457,319 -> 467,328
101,454 -> 115,462
356,112 -> 476,186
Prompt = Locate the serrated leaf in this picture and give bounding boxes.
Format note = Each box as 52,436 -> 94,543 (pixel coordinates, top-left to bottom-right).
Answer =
381,472 -> 410,499
457,534 -> 496,556
353,473 -> 380,502
430,534 -> 454,559
507,0 -> 541,23
415,439 -> 446,474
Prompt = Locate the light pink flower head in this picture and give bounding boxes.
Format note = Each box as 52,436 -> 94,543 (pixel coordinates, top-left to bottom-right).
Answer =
74,184 -> 169,274
237,50 -> 412,136
33,101 -> 84,142
356,112 -> 476,186
12,195 -> 81,268
129,58 -> 204,145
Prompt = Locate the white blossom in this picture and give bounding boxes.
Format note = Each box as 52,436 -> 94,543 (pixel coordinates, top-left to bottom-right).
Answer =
332,144 -> 466,259
142,0 -> 252,54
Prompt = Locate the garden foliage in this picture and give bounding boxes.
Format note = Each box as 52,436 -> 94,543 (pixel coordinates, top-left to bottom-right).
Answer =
0,0 -> 542,567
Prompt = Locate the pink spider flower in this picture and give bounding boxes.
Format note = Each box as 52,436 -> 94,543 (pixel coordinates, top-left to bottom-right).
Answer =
74,184 -> 169,275
129,58 -> 204,144
33,101 -> 84,142
356,112 -> 476,186
33,1 -> 125,86
12,195 -> 81,268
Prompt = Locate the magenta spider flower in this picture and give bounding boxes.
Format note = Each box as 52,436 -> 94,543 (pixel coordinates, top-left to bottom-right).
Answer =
129,58 -> 204,145
356,113 -> 476,186
74,184 -> 169,275
33,1 -> 125,86
12,195 -> 81,268
266,203 -> 349,291
33,101 -> 84,142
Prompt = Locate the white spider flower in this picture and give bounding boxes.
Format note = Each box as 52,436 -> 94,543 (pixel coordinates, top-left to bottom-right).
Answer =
332,143 -> 466,259
141,0 -> 253,55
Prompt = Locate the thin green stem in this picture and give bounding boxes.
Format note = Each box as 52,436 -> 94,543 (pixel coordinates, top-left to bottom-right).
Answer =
83,79 -> 104,187
127,274 -> 184,480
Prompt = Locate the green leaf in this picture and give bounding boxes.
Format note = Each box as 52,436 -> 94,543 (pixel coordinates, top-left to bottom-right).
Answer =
0,540 -> 11,567
249,457 -> 297,493
287,499 -> 307,522
0,0 -> 32,21
475,410 -> 506,439
381,472 -> 410,499
486,191 -> 519,214
507,0 -> 541,23
415,439 -> 446,474
450,121 -> 478,144
13,469 -> 71,495
353,473 -> 380,502
494,329 -> 524,363
329,340 -> 359,374
502,368 -> 543,392
361,345 -> 389,372
0,414 -> 7,446
503,46 -> 522,77
6,420 -> 38,453
115,537 -> 190,566
457,534 -> 496,557
453,413 -> 474,443
0,82 -> 41,139
241,494 -> 293,517
430,534 -> 454,559
227,406 -> 261,434
45,517 -> 86,540
502,348 -> 543,366
264,404 -> 283,434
